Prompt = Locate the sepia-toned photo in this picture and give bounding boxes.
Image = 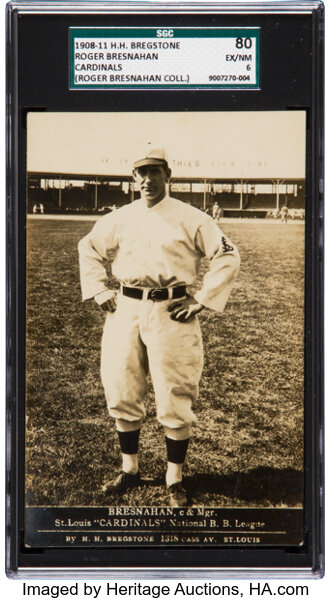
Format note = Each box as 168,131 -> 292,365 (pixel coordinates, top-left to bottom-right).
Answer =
25,111 -> 306,547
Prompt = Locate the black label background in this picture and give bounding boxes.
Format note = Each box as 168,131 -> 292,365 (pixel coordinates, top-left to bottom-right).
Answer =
26,507 -> 303,548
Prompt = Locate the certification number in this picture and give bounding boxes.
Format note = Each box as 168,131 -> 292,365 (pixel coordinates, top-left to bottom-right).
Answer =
209,75 -> 251,82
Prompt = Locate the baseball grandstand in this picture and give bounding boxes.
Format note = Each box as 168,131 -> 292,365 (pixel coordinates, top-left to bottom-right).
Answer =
27,172 -> 305,220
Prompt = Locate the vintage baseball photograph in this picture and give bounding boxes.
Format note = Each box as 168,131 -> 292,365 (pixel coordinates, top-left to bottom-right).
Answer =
25,111 -> 306,547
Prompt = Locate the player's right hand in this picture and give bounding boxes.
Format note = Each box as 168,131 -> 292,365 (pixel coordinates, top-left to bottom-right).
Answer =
94,289 -> 118,312
100,296 -> 117,312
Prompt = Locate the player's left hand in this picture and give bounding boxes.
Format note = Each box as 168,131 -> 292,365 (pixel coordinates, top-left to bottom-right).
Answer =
168,294 -> 204,322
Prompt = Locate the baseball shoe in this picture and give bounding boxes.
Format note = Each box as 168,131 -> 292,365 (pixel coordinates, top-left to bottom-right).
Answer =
166,482 -> 188,507
102,471 -> 141,494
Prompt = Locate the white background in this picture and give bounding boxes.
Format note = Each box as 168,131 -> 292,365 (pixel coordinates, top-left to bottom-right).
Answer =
27,111 -> 305,179
73,33 -> 257,85
0,0 -> 328,596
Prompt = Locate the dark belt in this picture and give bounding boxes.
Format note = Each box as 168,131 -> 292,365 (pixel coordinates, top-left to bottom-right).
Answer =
121,285 -> 186,302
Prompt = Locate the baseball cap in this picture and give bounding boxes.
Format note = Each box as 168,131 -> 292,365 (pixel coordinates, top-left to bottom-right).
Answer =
133,147 -> 169,169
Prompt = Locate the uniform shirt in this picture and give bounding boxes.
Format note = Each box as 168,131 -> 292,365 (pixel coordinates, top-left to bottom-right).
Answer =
78,195 -> 240,313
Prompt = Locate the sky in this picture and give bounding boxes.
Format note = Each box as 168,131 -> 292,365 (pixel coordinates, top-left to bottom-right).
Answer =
27,111 -> 306,180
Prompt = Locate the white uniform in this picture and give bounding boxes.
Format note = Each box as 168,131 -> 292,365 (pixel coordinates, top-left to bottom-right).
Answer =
78,195 -> 240,439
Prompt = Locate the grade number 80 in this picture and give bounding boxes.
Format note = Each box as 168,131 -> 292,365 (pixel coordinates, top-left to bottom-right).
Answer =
236,37 -> 253,48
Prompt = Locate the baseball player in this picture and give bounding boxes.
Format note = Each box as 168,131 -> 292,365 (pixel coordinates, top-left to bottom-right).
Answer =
280,204 -> 289,223
212,201 -> 221,221
78,148 -> 240,507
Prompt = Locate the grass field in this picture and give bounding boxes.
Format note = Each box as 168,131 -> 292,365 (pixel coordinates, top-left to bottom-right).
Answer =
26,218 -> 304,508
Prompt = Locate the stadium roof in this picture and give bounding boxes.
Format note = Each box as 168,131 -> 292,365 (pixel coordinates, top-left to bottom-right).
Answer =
27,172 -> 305,184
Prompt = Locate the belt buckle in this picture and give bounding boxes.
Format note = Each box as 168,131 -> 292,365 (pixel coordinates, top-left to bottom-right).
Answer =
150,288 -> 166,301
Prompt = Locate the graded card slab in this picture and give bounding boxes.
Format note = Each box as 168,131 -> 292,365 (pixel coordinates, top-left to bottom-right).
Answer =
6,1 -> 324,577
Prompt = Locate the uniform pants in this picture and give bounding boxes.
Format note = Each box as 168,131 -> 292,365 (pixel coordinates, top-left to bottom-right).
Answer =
101,294 -> 204,441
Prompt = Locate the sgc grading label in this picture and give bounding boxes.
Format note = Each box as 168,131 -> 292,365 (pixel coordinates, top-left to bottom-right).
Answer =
70,27 -> 260,89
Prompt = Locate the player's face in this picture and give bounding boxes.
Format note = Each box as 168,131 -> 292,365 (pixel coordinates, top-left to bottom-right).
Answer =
133,165 -> 169,206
